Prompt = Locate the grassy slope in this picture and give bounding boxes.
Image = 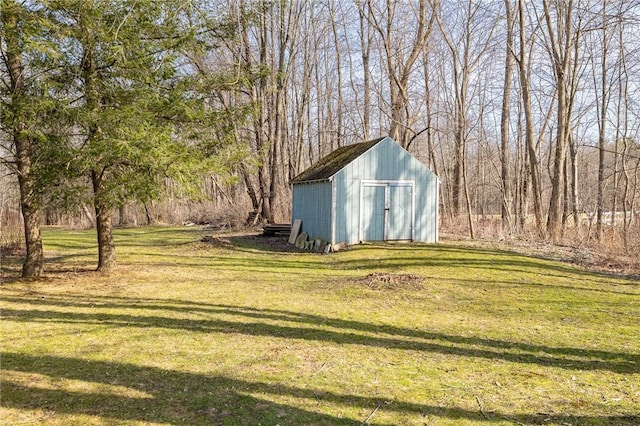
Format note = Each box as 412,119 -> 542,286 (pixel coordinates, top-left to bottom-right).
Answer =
1,226 -> 638,425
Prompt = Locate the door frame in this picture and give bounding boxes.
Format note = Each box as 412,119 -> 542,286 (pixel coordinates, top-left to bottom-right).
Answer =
359,180 -> 415,242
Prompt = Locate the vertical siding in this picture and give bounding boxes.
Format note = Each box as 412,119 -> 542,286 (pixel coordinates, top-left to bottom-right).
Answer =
291,181 -> 332,241
334,137 -> 439,244
361,185 -> 386,241
388,185 -> 413,240
334,160 -> 361,244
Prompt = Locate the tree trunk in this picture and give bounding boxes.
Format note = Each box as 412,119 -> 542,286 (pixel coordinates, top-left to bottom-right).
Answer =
240,165 -> 260,212
518,0 -> 544,236
144,203 -> 154,225
561,153 -> 569,238
452,119 -> 465,217
500,0 -> 515,235
569,134 -> 579,227
463,151 -> 475,239
92,170 -> 116,273
329,3 -> 344,147
80,10 -> 116,271
596,0 -> 610,242
547,112 -> 569,243
519,138 -> 531,231
18,155 -> 44,277
543,0 -> 575,243
358,3 -> 371,140
2,1 -> 44,277
259,162 -> 274,222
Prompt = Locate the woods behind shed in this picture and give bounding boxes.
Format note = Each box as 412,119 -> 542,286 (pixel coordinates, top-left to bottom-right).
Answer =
290,136 -> 439,246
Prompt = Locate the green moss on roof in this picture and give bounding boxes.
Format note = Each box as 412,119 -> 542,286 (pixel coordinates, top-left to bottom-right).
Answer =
290,137 -> 386,183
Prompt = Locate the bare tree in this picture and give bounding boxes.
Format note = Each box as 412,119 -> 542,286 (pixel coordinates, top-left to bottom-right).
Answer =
592,0 -> 616,241
541,0 -> 584,242
436,0 -> 499,218
356,1 -> 373,140
367,0 -> 436,148
515,0 -> 548,236
500,0 -> 516,234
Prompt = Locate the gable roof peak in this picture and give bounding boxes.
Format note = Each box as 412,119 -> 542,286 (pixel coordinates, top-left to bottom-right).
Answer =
290,136 -> 389,184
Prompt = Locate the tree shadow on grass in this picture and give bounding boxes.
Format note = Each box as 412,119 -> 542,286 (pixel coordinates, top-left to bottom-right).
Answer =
332,243 -> 640,284
1,351 -> 357,425
99,242 -> 640,296
2,352 -> 638,425
199,238 -> 640,291
16,231 -> 637,292
332,247 -> 612,283
2,295 -> 638,375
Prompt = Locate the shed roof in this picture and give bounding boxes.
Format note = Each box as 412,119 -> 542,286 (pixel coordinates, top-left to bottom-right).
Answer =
290,137 -> 386,184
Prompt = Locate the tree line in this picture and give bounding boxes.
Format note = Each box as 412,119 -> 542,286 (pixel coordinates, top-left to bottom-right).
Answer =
2,0 -> 640,277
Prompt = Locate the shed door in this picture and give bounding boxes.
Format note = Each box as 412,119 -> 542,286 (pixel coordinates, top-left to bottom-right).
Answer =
388,185 -> 412,240
361,185 -> 386,241
360,181 -> 413,242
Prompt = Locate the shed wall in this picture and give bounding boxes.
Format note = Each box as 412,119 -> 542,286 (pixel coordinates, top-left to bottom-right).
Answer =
291,181 -> 332,241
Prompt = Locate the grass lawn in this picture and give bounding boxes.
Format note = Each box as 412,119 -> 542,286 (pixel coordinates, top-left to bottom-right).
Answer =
1,226 -> 638,425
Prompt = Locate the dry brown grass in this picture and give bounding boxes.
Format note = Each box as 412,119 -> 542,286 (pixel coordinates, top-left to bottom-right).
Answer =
440,215 -> 640,277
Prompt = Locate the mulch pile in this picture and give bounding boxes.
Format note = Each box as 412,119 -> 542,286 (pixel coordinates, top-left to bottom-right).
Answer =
356,272 -> 424,290
200,235 -> 234,248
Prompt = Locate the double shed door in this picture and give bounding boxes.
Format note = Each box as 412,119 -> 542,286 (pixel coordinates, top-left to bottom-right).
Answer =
360,181 -> 414,241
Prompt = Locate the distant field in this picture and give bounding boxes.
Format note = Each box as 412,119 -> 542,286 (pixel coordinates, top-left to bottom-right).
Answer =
1,226 -> 638,425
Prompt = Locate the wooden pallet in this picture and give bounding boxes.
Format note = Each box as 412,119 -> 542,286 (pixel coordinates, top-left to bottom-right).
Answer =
262,223 -> 291,236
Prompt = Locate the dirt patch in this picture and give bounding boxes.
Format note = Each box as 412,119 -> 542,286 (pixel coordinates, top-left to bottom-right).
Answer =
200,235 -> 235,248
355,272 -> 424,290
234,235 -> 304,252
200,234 -> 308,253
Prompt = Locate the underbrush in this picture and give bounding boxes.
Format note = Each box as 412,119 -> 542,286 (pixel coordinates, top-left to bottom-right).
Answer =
440,215 -> 640,276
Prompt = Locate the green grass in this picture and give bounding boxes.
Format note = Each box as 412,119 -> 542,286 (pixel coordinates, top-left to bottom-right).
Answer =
1,226 -> 639,425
